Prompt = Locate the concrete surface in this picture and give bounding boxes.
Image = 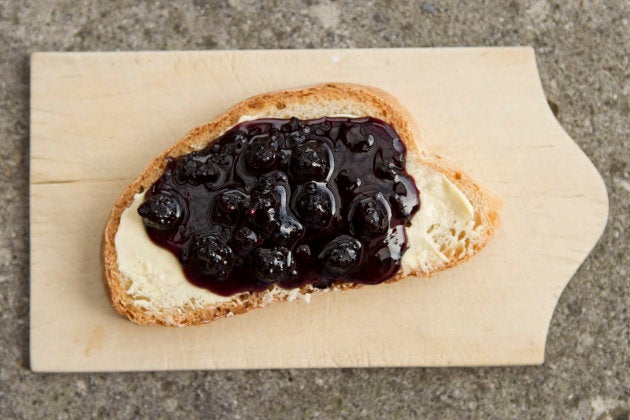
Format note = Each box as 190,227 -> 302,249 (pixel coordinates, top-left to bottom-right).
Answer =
0,0 -> 628,418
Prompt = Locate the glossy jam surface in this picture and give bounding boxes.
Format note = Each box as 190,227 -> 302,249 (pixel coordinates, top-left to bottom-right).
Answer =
138,117 -> 420,296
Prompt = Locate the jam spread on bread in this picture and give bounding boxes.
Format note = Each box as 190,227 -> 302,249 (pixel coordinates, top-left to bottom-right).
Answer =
138,117 -> 420,296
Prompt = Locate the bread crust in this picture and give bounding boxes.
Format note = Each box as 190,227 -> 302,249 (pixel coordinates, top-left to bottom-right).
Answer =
102,83 -> 500,326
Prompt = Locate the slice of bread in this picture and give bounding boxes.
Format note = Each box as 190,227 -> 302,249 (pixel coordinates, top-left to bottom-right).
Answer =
102,83 -> 501,326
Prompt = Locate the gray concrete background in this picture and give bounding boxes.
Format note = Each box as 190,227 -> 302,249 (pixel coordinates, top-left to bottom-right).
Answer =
1,0 -> 628,418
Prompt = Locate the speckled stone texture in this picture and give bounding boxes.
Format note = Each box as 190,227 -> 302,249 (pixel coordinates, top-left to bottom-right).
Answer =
0,0 -> 628,418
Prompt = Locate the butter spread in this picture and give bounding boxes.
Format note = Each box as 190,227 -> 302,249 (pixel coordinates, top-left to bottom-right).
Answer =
117,165 -> 476,306
401,156 -> 478,273
115,116 -> 477,307
237,114 -> 360,124
236,114 -> 262,124
116,192 -> 233,308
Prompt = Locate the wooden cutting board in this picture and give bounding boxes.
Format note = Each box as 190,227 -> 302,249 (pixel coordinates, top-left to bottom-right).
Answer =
30,48 -> 608,372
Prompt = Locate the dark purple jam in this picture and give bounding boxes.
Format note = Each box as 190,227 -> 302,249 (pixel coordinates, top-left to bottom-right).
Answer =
138,117 -> 420,296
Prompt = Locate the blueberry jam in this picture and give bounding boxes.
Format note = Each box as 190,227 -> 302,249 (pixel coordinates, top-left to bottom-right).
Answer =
138,117 -> 420,296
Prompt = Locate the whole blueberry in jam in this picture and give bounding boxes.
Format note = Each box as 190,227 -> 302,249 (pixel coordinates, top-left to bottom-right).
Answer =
319,235 -> 362,276
139,117 -> 420,296
349,194 -> 391,240
290,139 -> 332,182
245,134 -> 278,174
137,191 -> 181,230
251,247 -> 293,283
191,235 -> 234,281
293,181 -> 335,228
232,226 -> 259,256
177,152 -> 219,185
212,190 -> 248,225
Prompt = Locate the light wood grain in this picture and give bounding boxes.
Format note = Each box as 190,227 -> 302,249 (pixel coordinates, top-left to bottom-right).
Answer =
29,48 -> 608,371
